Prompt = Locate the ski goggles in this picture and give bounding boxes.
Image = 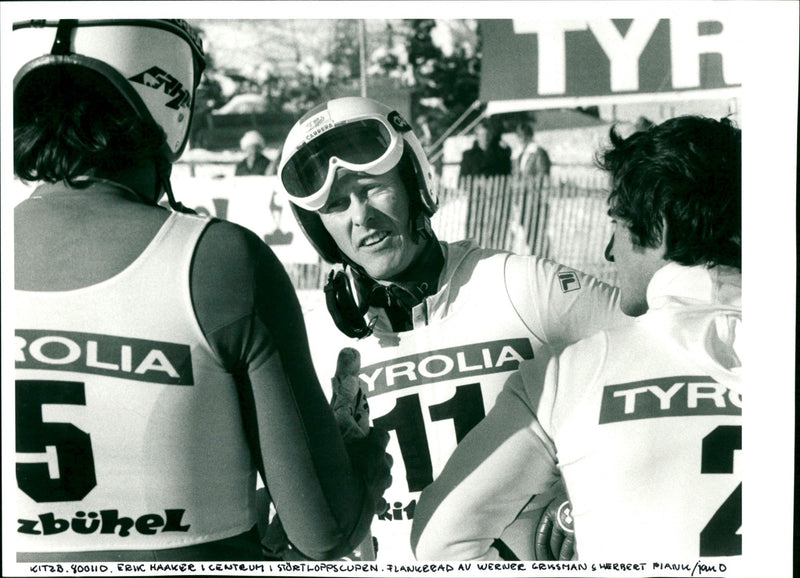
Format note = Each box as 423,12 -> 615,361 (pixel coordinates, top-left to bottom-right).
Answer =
279,117 -> 404,211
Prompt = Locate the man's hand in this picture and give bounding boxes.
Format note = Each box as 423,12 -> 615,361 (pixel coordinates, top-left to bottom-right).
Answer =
534,491 -> 576,560
331,347 -> 370,439
331,347 -> 392,516
331,347 -> 391,562
264,348 -> 391,561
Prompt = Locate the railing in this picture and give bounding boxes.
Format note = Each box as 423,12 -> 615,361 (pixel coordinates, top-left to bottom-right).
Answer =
431,173 -> 618,286
170,162 -> 619,288
286,171 -> 618,289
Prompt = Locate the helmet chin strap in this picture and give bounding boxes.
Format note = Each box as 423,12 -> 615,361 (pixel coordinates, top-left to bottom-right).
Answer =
155,152 -> 195,213
412,212 -> 434,243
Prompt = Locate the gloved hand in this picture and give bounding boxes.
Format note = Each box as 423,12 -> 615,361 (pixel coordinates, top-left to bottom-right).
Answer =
332,347 -> 392,561
344,428 -> 392,517
262,513 -> 291,560
330,347 -> 371,439
263,426 -> 392,562
534,489 -> 576,561
331,347 -> 392,516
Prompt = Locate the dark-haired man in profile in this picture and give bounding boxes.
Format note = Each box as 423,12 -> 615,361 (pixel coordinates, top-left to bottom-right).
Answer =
413,116 -> 742,560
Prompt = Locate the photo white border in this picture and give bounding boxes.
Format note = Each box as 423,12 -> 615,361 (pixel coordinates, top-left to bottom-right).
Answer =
2,2 -> 796,577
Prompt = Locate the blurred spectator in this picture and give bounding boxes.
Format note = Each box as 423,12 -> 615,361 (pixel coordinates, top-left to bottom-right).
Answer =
416,113 -> 443,178
189,76 -> 222,150
459,121 -> 511,177
510,122 -> 552,258
415,114 -> 433,150
513,122 -> 551,184
189,97 -> 212,150
189,74 -> 224,149
235,130 -> 274,176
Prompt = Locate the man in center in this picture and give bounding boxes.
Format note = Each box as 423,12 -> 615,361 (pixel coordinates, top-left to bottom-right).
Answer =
277,96 -> 627,560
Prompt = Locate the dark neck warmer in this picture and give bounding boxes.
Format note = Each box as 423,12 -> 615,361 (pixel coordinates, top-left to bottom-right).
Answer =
359,237 -> 445,332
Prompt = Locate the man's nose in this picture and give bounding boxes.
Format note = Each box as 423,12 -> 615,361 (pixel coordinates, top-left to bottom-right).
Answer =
349,194 -> 373,227
604,233 -> 615,262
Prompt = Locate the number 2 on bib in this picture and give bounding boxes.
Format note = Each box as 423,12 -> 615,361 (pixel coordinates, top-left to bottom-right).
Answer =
700,424 -> 742,556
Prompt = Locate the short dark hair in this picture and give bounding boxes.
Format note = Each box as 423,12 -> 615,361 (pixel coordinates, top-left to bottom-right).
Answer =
14,67 -> 164,184
597,116 -> 741,269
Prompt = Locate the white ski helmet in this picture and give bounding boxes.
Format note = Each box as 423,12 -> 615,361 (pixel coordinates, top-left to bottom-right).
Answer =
13,19 -> 206,162
278,96 -> 438,264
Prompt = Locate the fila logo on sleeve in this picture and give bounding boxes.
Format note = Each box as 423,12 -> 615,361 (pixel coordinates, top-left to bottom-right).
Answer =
558,271 -> 581,293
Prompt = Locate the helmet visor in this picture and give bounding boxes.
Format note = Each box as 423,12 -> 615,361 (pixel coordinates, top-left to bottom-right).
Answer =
280,118 -> 402,210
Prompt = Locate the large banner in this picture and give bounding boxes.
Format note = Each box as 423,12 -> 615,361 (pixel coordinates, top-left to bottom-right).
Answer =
171,175 -> 319,264
480,18 -> 742,114
11,176 -> 320,265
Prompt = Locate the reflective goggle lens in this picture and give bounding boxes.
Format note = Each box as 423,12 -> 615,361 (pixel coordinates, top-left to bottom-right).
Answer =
281,119 -> 393,200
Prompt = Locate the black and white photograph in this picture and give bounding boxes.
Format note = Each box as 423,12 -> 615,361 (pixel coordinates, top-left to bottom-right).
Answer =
2,2 -> 797,577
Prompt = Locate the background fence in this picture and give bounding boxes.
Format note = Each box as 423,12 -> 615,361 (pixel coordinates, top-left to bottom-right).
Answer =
171,159 -> 619,289
283,170 -> 619,289
441,173 -> 617,284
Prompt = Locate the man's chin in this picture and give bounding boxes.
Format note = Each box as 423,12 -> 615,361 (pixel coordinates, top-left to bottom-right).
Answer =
621,300 -> 648,317
364,265 -> 401,282
355,250 -> 404,281
358,255 -> 409,281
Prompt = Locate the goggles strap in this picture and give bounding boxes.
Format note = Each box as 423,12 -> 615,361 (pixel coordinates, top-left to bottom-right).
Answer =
324,267 -> 420,336
412,212 -> 434,243
324,270 -> 373,339
51,20 -> 77,55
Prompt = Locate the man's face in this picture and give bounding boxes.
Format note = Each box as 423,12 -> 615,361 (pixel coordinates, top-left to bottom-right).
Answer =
605,219 -> 668,316
319,168 -> 426,280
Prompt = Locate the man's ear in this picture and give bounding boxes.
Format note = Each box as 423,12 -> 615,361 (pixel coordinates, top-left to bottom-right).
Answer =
632,219 -> 668,258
